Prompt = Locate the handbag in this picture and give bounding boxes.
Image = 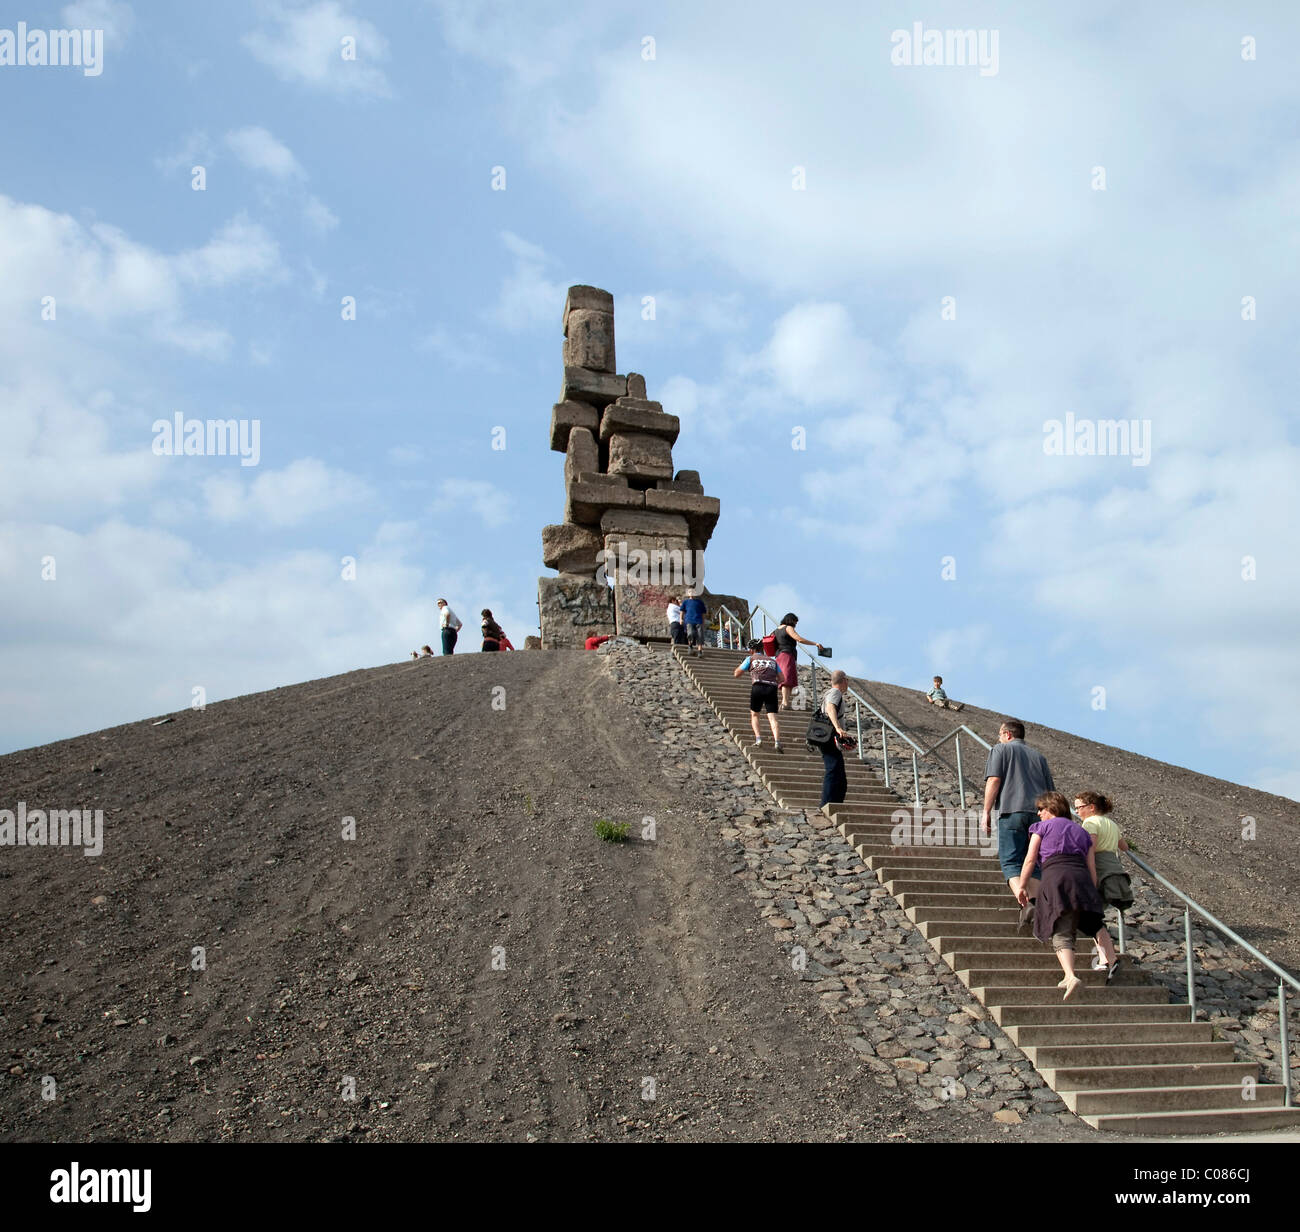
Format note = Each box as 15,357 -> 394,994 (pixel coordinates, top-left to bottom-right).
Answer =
805,709 -> 836,751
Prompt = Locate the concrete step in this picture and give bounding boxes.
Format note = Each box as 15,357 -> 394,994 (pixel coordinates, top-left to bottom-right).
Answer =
942,935 -> 1069,954
975,984 -> 1172,1007
1064,1082 -> 1286,1116
1023,1041 -> 1235,1069
881,878 -> 1010,897
949,951 -> 1083,974
874,862 -> 1005,884
1084,1105 -> 1300,1134
1037,1060 -> 1261,1091
992,1002 -> 1182,1026
958,967 -> 1108,990
895,890 -> 1012,909
920,920 -> 1031,940
907,906 -> 1021,925
1005,1021 -> 1214,1048
851,835 -> 988,852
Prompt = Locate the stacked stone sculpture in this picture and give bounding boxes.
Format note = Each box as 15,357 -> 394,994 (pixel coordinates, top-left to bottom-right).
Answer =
538,286 -> 748,648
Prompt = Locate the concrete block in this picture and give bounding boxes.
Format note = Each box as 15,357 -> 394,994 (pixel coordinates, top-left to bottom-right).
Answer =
607,431 -> 674,481
549,400 -> 599,452
538,575 -> 615,649
599,400 -> 680,444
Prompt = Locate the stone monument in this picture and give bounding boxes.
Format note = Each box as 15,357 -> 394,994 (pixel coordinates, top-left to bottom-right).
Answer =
538,286 -> 749,648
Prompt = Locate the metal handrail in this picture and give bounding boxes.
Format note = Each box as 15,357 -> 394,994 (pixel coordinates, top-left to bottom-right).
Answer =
713,600 -> 1296,1106
1122,850 -> 1297,1107
917,724 -> 993,759
719,601 -> 930,802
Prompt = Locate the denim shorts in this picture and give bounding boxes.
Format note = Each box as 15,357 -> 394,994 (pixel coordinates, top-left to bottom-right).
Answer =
997,810 -> 1043,881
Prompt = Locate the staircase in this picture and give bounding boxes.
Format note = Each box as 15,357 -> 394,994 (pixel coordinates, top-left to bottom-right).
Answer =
676,645 -> 1300,1135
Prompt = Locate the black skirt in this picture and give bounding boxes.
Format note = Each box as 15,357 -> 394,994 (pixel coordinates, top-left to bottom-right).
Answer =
1033,853 -> 1105,944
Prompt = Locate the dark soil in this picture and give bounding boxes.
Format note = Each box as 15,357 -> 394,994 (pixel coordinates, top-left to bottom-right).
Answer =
0,651 -> 1086,1143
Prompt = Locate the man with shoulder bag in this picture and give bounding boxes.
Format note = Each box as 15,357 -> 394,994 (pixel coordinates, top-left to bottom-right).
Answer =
809,669 -> 853,809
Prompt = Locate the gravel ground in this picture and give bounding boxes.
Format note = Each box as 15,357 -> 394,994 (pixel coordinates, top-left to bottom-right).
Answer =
1,650 -> 1024,1143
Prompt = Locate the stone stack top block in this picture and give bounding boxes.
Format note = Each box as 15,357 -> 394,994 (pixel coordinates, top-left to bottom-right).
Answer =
626,373 -> 647,398
563,285 -> 615,320
563,286 -> 616,374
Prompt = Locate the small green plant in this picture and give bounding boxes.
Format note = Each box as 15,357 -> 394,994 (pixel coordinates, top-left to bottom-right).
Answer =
594,818 -> 630,843
523,792 -> 534,816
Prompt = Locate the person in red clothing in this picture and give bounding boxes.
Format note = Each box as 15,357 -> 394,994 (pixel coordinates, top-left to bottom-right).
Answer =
584,630 -> 611,650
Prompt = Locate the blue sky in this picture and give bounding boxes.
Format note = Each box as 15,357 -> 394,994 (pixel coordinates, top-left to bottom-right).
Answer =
2,0 -> 1298,800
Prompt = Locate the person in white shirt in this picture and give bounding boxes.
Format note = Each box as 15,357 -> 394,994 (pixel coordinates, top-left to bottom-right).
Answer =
437,599 -> 463,655
666,598 -> 684,645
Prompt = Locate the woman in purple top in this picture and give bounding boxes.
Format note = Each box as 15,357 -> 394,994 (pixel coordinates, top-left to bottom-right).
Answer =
1015,790 -> 1110,1000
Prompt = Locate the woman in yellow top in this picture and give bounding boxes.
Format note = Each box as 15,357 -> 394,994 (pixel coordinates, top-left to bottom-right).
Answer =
1074,790 -> 1132,978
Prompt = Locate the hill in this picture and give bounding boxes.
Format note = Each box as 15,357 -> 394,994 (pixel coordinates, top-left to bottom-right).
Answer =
2,650 -> 982,1142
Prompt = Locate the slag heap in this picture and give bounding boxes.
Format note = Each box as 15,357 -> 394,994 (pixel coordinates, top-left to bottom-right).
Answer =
538,285 -> 747,648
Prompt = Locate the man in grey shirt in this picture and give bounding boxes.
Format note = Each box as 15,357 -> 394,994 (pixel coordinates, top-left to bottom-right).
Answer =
980,718 -> 1054,930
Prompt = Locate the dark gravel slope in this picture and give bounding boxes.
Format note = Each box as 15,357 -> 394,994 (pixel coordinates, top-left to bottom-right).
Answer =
3,650 -> 980,1143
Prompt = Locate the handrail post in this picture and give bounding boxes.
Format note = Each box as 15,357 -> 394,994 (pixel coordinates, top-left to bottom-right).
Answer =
855,700 -> 863,760
955,734 -> 965,809
881,724 -> 890,789
911,752 -> 920,806
810,655 -> 818,709
1281,982 -> 1292,1108
1116,910 -> 1126,955
1185,908 -> 1197,1021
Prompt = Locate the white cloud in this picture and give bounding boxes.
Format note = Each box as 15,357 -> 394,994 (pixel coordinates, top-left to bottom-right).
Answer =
0,518 -> 513,752
0,194 -> 288,378
419,325 -> 496,372
174,215 -> 283,287
61,0 -> 133,49
244,0 -> 391,97
155,130 -> 213,177
224,126 -> 305,179
303,194 -> 339,232
487,231 -> 567,331
431,479 -> 513,528
203,458 -> 372,526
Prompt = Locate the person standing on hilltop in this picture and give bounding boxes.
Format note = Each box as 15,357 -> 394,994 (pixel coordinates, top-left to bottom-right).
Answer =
437,599 -> 463,655
681,590 -> 708,657
981,718 -> 1055,933
774,613 -> 823,710
666,596 -> 685,645
480,609 -> 505,652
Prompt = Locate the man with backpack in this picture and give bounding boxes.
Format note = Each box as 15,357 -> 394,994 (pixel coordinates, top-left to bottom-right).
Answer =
733,638 -> 785,752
